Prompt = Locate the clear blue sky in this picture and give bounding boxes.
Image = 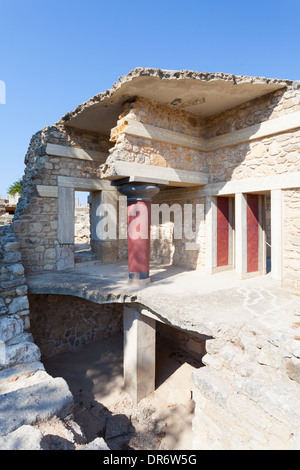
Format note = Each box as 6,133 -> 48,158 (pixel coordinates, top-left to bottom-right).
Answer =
0,0 -> 299,199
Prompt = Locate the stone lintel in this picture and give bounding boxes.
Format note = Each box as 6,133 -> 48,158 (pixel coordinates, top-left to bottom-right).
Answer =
41,143 -> 108,163
110,161 -> 208,187
57,176 -> 114,191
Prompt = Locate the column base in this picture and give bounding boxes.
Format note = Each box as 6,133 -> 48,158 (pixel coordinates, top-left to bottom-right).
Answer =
129,272 -> 151,286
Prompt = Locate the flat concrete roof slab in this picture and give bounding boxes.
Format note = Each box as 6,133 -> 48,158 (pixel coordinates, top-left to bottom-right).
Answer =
57,68 -> 291,134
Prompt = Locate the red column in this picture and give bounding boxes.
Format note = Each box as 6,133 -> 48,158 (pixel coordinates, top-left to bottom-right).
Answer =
118,184 -> 160,284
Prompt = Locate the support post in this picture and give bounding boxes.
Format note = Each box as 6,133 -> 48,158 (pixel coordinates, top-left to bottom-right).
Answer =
123,305 -> 156,403
90,189 -> 119,263
56,186 -> 75,270
118,184 -> 160,284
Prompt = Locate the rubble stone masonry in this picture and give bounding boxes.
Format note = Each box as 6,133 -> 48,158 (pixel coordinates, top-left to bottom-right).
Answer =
0,226 -> 40,370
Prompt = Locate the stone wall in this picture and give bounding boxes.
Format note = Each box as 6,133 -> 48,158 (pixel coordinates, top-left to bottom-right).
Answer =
28,294 -> 123,358
192,313 -> 300,450
13,125 -> 111,273
75,205 -> 90,245
102,97 -> 207,179
151,190 -> 206,269
282,189 -> 300,291
0,226 -> 40,370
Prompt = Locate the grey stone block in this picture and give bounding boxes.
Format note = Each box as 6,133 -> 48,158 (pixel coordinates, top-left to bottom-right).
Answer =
0,315 -> 23,343
0,377 -> 74,436
83,438 -> 110,450
0,341 -> 41,369
0,425 -> 44,450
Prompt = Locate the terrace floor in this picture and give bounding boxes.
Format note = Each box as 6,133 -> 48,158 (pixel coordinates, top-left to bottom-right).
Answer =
26,261 -> 300,339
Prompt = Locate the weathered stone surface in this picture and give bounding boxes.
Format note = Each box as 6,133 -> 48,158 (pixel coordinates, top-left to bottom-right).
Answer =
82,438 -> 110,450
192,368 -> 232,408
0,315 -> 23,343
286,358 -> 300,383
8,296 -> 29,314
105,414 -> 132,440
0,425 -> 44,450
0,377 -> 73,436
0,341 -> 41,369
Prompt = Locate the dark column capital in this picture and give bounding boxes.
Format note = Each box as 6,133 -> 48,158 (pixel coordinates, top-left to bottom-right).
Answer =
118,184 -> 160,201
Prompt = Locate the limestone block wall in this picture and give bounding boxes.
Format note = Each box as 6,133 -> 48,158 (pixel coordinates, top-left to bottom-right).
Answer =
0,226 -> 40,370
75,205 -> 90,245
13,125 -> 111,273
151,190 -> 206,269
282,189 -> 300,291
28,294 -> 123,358
192,316 -> 300,450
205,87 -> 300,183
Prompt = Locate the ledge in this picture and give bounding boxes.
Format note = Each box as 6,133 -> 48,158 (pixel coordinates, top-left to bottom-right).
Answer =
107,161 -> 208,187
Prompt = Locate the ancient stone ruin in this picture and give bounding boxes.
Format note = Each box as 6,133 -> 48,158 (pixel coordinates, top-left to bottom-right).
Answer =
0,67 -> 300,450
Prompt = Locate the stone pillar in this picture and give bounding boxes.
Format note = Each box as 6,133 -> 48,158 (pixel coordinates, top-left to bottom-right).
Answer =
123,305 -> 156,403
118,184 -> 160,284
271,189 -> 282,281
90,188 -> 119,263
56,186 -> 75,270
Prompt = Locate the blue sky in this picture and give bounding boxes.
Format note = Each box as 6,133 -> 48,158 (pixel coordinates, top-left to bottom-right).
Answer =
0,0 -> 300,199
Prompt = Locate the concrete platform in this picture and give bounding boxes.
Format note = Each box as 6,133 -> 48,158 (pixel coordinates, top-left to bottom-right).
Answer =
27,262 -> 300,340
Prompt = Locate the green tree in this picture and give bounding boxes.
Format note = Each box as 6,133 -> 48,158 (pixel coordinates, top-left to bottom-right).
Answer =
7,179 -> 22,196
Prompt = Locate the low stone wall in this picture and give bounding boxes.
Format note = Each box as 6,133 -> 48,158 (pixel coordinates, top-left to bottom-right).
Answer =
0,226 -> 40,370
28,294 -> 123,358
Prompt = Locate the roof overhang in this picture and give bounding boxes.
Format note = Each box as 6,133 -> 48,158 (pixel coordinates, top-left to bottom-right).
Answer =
57,68 -> 291,135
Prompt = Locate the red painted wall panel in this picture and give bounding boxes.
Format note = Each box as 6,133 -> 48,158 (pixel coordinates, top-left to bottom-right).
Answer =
247,194 -> 259,273
217,197 -> 229,267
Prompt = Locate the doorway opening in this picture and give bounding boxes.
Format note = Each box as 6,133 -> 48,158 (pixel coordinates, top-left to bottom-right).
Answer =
74,191 -> 93,264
